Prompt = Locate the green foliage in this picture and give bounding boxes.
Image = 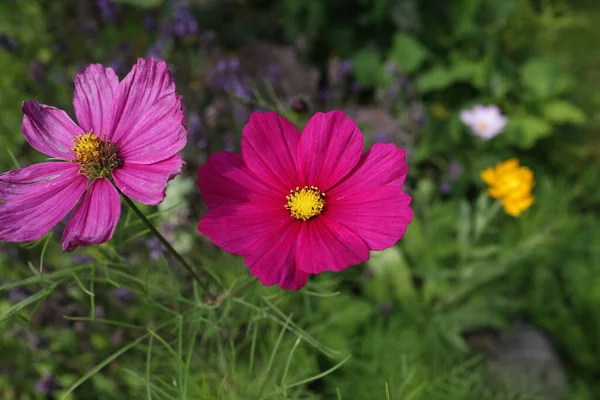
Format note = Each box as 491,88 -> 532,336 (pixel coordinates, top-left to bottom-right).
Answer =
1,0 -> 599,399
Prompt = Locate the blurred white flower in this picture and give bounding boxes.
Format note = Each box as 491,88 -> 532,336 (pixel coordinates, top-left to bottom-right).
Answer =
460,104 -> 507,140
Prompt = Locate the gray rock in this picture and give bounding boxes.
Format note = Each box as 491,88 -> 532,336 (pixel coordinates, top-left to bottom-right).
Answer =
466,323 -> 568,399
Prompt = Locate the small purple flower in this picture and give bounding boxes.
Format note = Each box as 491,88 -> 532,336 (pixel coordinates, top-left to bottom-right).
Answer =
150,35 -> 171,59
216,59 -> 228,72
111,287 -> 134,303
340,60 -> 353,75
0,33 -> 17,51
146,236 -> 166,260
172,0 -> 198,38
440,181 -> 451,193
448,161 -> 463,181
97,0 -> 116,22
35,374 -> 61,395
228,58 -> 240,71
267,63 -> 280,83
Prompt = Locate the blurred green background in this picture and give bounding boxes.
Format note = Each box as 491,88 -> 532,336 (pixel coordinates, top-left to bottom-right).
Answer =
1,0 -> 600,399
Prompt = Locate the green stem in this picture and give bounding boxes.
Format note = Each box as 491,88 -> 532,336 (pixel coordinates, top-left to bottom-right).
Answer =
120,192 -> 210,295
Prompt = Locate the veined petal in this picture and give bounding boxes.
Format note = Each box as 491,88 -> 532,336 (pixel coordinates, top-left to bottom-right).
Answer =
61,178 -> 121,251
0,162 -> 86,242
73,64 -> 120,136
198,152 -> 282,209
325,185 -> 413,251
329,143 -> 408,195
294,216 -> 370,274
241,112 -> 301,191
112,155 -> 184,206
21,101 -> 82,159
108,57 -> 186,162
116,94 -> 186,164
296,110 -> 363,191
246,222 -> 310,290
198,203 -> 291,256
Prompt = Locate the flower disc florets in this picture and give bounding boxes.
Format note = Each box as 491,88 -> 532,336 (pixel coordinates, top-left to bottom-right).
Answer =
285,186 -> 325,221
72,131 -> 122,178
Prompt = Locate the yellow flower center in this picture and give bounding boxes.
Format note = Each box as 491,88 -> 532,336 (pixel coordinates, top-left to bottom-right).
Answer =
71,131 -> 122,178
476,121 -> 489,132
72,132 -> 101,163
285,186 -> 325,221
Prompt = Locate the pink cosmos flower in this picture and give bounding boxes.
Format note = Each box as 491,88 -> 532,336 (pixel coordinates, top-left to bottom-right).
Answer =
460,104 -> 508,140
197,110 -> 413,290
0,57 -> 186,251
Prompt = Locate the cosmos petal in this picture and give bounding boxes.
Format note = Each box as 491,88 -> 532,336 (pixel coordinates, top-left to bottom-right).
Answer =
241,111 -> 301,191
73,64 -> 120,136
0,162 -> 86,242
21,101 -> 82,159
112,155 -> 184,206
61,178 -> 121,251
296,110 -> 363,191
294,216 -> 370,274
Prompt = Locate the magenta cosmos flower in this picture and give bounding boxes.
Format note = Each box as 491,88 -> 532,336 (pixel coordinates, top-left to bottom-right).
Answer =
197,110 -> 413,290
0,57 -> 186,251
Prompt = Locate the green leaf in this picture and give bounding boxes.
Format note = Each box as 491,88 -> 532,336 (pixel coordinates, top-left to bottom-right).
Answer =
368,247 -> 415,301
389,33 -> 428,74
352,50 -> 382,87
505,115 -> 553,149
113,0 -> 162,7
416,65 -> 455,93
542,100 -> 587,125
520,59 -> 568,100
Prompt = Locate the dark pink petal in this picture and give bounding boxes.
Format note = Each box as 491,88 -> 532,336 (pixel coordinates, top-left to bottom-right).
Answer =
0,162 -> 86,242
294,216 -> 370,274
108,58 -> 186,163
112,155 -> 184,206
241,112 -> 301,191
21,101 -> 82,159
198,152 -> 283,209
245,222 -> 310,290
73,64 -> 120,136
198,203 -> 291,256
296,110 -> 363,190
329,143 -> 408,195
325,185 -> 412,251
61,178 -> 121,251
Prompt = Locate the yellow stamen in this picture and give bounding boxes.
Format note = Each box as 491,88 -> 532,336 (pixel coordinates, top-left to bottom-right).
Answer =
285,186 -> 325,221
70,131 -> 121,178
72,132 -> 101,163
476,121 -> 489,133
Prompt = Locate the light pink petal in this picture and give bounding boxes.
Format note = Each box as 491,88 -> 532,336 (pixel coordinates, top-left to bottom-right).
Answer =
112,155 -> 184,206
245,222 -> 310,290
459,110 -> 474,125
107,58 -> 186,164
61,178 -> 121,251
294,217 -> 370,274
198,203 -> 291,256
325,186 -> 413,251
329,143 -> 408,195
21,101 -> 82,159
296,110 -> 363,191
197,152 -> 283,209
0,162 -> 86,242
241,112 -> 301,191
73,64 -> 120,136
